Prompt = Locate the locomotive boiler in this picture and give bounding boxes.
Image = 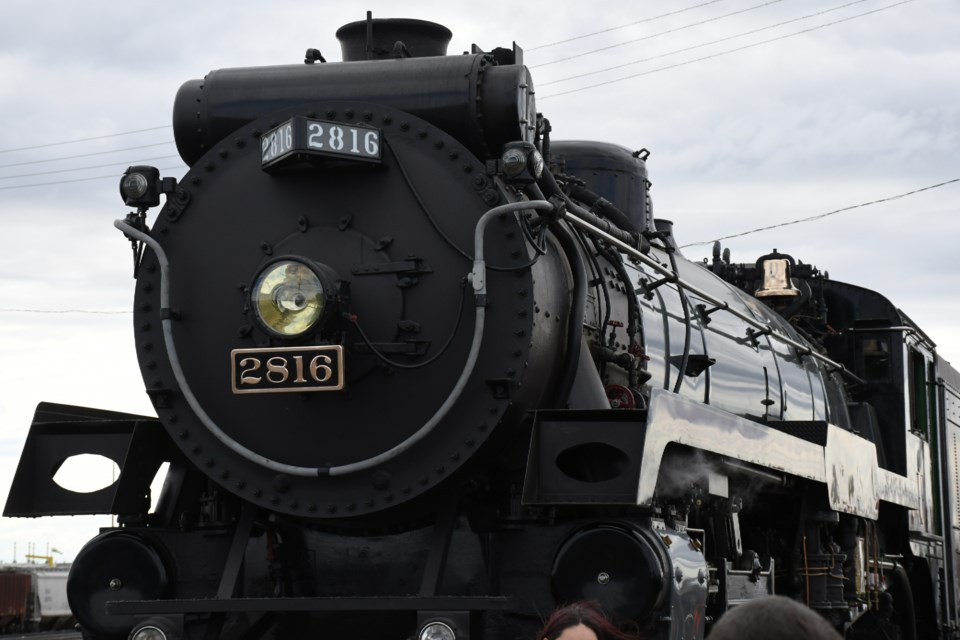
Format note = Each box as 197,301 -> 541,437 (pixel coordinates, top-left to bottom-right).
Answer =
7,14 -> 960,640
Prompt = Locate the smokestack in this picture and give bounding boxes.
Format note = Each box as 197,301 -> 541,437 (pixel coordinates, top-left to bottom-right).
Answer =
336,13 -> 452,61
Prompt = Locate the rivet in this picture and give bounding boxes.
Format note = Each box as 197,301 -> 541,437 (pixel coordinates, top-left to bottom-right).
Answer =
218,149 -> 229,159
178,430 -> 189,439
344,108 -> 354,119
146,360 -> 157,369
169,415 -> 179,424
220,470 -> 230,480
362,111 -> 373,121
326,109 -> 336,118
270,495 -> 280,505
253,488 -> 262,498
191,445 -> 201,454
236,480 -> 246,489
371,470 -> 391,491
190,176 -> 201,186
203,161 -> 214,172
417,129 -> 427,139
435,465 -> 445,475
142,341 -> 153,350
204,457 -> 214,468
400,122 -> 410,131
139,303 -> 152,312
434,140 -> 444,149
234,137 -> 245,148
448,151 -> 459,160
382,116 -> 393,125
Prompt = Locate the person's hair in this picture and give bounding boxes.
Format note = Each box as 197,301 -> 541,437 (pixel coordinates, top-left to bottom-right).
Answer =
707,596 -> 842,640
537,601 -> 640,640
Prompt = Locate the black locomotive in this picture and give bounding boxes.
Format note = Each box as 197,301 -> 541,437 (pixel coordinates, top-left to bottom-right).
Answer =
7,15 -> 960,640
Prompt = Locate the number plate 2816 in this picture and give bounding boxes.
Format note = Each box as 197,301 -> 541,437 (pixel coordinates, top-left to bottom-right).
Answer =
231,345 -> 344,394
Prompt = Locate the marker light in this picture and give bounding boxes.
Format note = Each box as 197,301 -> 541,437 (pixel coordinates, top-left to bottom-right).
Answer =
130,625 -> 167,640
419,621 -> 456,640
499,142 -> 543,184
252,259 -> 332,338
120,165 -> 162,208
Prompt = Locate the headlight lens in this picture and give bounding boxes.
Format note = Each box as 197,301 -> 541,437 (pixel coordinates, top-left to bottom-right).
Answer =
252,259 -> 327,338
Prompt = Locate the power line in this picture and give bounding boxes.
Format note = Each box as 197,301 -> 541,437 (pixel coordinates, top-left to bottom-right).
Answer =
0,126 -> 169,155
0,166 -> 183,191
540,0 -> 869,86
0,156 -> 181,181
532,0 -> 791,69
0,308 -> 131,315
527,0 -> 729,51
0,142 -> 175,169
538,0 -> 913,99
680,177 -> 960,248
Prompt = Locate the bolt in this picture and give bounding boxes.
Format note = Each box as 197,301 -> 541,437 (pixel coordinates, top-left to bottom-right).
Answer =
109,578 -> 122,591
597,572 -> 610,585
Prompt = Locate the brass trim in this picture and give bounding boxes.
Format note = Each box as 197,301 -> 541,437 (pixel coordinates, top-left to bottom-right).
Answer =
230,345 -> 345,394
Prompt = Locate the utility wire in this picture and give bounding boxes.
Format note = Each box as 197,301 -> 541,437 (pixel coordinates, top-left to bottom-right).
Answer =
532,0 -> 791,69
0,142 -> 175,169
539,0 -> 913,98
0,166 -> 183,190
0,308 -> 131,315
527,0 -> 729,51
0,155 -> 180,181
681,177 -> 960,248
0,126 -> 168,155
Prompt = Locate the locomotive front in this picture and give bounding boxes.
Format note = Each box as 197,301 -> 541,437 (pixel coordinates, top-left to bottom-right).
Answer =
121,26 -> 573,521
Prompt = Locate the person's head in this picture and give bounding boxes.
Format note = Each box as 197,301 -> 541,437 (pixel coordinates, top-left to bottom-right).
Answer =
707,596 -> 842,640
537,601 -> 639,640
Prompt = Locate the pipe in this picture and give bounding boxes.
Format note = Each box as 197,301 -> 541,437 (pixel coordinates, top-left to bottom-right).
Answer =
115,199 -> 556,478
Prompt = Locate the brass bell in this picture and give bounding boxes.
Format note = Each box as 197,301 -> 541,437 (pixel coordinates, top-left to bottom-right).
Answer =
754,256 -> 801,298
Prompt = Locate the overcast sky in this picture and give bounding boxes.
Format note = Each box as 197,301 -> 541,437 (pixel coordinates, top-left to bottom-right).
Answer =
1,0 -> 957,563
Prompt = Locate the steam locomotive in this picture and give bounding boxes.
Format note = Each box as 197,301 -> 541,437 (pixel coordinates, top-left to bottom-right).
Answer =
6,14 -> 960,640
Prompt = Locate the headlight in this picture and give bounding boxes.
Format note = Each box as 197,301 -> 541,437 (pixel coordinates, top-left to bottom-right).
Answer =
252,258 -> 332,338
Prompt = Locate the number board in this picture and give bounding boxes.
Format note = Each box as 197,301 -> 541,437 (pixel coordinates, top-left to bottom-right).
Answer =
260,116 -> 382,169
231,345 -> 344,394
